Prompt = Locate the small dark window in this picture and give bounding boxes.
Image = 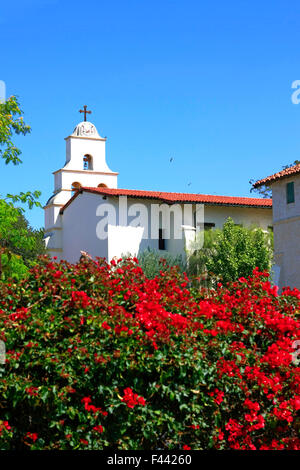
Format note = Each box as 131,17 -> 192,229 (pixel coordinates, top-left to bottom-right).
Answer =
193,211 -> 215,230
286,182 -> 295,204
158,228 -> 166,250
204,222 -> 215,231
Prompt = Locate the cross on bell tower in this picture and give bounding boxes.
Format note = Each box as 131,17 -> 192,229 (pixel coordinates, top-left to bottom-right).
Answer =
79,105 -> 91,122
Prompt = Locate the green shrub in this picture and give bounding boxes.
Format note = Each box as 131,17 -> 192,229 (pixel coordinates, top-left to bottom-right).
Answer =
137,248 -> 186,279
187,218 -> 273,286
186,227 -> 219,285
0,252 -> 29,280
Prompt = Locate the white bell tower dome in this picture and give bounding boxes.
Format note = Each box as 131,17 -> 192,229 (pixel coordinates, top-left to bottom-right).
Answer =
44,106 -> 118,258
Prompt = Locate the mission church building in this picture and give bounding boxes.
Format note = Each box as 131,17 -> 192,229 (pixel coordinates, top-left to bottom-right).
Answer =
44,108 -> 273,263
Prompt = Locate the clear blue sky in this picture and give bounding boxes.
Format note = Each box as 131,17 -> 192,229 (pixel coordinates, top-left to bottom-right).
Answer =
1,0 -> 300,228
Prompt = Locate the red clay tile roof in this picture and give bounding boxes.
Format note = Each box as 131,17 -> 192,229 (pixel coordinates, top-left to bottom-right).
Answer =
60,187 -> 272,214
253,163 -> 300,188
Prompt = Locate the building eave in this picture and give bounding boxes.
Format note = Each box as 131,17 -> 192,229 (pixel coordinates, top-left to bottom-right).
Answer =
59,187 -> 272,215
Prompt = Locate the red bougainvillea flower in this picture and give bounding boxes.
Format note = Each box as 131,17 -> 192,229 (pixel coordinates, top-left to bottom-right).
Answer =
0,421 -> 11,433
81,397 -> 107,416
71,291 -> 91,308
25,432 -> 38,442
53,270 -> 63,279
81,396 -> 92,405
4,421 -> 11,431
208,388 -> 224,405
189,424 -> 200,430
93,425 -> 104,433
25,386 -> 39,397
121,388 -> 146,408
3,258 -> 300,450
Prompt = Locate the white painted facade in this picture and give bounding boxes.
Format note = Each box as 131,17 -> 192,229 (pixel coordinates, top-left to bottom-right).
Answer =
268,175 -> 300,289
44,118 -> 273,263
50,190 -> 272,264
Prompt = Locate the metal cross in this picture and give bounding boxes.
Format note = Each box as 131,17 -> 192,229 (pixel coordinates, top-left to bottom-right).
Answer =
79,105 -> 92,121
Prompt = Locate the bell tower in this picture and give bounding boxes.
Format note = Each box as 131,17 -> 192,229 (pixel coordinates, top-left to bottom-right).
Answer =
44,107 -> 118,259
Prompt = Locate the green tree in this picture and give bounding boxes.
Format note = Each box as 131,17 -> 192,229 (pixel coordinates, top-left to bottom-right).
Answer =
0,95 -> 31,165
0,200 -> 45,279
187,218 -> 273,285
0,95 -> 41,207
0,95 -> 44,278
249,179 -> 272,199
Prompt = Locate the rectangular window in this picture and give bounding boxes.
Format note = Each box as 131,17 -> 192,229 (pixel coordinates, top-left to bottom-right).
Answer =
204,222 -> 215,231
158,228 -> 166,250
286,182 -> 295,204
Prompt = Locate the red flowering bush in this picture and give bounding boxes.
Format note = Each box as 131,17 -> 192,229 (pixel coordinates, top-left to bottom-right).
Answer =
1,256 -> 300,450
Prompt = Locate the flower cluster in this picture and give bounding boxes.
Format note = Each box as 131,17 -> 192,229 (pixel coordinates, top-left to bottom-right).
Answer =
1,256 -> 300,449
121,388 -> 146,409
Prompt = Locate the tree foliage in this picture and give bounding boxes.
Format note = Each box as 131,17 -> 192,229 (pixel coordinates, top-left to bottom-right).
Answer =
0,95 -> 41,209
249,179 -> 272,199
250,160 -> 300,198
187,218 -> 273,286
0,200 -> 45,280
0,95 -> 44,277
0,95 -> 31,165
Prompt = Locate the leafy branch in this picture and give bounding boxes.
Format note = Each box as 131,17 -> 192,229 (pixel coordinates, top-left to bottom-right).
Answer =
5,191 -> 42,210
0,95 -> 31,165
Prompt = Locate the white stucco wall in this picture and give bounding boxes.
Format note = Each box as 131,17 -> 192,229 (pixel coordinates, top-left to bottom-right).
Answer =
44,204 -> 62,229
108,225 -> 144,260
203,205 -> 272,230
271,176 -> 300,289
59,194 -> 187,262
55,192 -> 273,264
272,176 -> 300,222
61,192 -> 109,263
